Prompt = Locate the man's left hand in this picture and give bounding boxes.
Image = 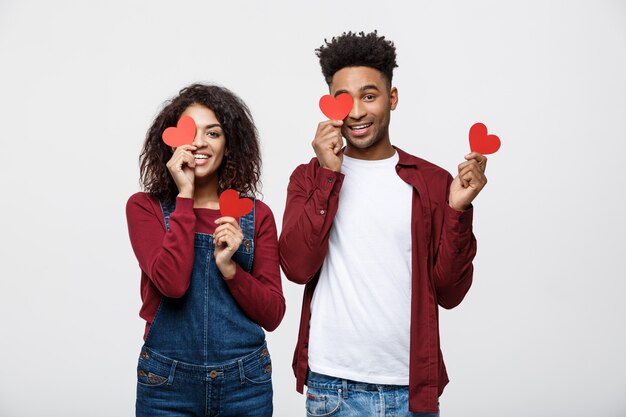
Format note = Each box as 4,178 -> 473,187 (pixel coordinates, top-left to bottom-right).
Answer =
448,152 -> 488,211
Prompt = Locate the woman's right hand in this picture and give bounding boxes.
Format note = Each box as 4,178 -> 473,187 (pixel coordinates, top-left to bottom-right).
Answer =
166,145 -> 197,198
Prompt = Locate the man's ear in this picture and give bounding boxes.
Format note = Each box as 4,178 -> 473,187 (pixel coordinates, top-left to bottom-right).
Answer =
390,87 -> 398,111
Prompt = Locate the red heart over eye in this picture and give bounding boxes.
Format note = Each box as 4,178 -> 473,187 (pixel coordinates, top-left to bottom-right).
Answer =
219,189 -> 253,218
162,116 -> 196,147
469,122 -> 501,155
319,93 -> 353,120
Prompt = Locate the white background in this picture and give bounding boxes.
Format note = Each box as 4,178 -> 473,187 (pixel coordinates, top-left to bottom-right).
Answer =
1,1 -> 625,416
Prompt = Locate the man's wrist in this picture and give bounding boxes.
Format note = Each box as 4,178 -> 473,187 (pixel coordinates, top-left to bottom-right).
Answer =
448,202 -> 470,212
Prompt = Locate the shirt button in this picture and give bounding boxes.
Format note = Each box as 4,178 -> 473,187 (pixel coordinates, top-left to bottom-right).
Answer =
320,209 -> 325,215
327,177 -> 333,183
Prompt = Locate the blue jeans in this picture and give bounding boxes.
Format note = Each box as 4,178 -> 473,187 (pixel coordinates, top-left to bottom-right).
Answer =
306,370 -> 440,417
136,343 -> 273,417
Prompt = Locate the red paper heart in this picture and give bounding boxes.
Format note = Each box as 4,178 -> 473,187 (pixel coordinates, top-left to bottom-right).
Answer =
219,189 -> 253,218
319,93 -> 353,120
469,122 -> 501,155
162,116 -> 196,147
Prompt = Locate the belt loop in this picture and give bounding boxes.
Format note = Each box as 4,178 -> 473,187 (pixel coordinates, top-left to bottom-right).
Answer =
341,378 -> 349,399
238,359 -> 245,385
167,360 -> 178,385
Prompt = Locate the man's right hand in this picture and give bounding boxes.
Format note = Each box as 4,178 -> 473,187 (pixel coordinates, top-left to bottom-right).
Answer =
311,120 -> 344,172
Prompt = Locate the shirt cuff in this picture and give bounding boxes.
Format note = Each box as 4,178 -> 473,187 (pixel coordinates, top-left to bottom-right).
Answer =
316,167 -> 344,191
444,203 -> 473,232
174,197 -> 195,212
223,263 -> 248,289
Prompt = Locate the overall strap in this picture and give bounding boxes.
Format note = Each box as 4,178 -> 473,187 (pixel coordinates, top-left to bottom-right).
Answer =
159,200 -> 177,232
159,197 -> 255,252
160,198 -> 255,239
238,199 -> 256,266
239,199 -> 256,243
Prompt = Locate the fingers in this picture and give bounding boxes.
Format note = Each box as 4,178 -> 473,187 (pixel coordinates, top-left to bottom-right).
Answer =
457,157 -> 485,176
214,216 -> 238,227
214,233 -> 242,251
213,218 -> 243,249
312,120 -> 343,149
312,120 -> 344,171
167,145 -> 197,170
327,119 -> 344,127
464,152 -> 488,172
457,162 -> 488,189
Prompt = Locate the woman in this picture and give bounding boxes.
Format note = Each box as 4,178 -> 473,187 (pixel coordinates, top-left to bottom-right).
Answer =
126,83 -> 285,416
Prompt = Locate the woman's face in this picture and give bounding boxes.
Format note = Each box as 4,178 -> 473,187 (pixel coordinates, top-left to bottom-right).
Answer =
180,103 -> 226,180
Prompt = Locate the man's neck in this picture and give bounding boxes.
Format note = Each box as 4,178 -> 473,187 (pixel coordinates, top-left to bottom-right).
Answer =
344,138 -> 395,160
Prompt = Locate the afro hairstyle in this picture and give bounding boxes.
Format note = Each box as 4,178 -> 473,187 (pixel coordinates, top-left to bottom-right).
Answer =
316,30 -> 398,86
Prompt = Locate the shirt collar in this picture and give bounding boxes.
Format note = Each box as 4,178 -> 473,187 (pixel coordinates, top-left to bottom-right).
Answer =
393,145 -> 420,168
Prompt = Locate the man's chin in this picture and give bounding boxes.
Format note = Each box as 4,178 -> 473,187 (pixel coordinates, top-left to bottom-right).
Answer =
345,136 -> 375,149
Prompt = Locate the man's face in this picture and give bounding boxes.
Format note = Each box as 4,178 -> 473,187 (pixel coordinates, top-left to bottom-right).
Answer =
329,66 -> 398,151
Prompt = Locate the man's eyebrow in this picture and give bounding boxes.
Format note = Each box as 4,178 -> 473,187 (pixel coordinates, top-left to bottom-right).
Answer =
333,85 -> 380,97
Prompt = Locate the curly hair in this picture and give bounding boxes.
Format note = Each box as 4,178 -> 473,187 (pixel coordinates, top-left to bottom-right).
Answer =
316,30 -> 398,86
139,83 -> 261,203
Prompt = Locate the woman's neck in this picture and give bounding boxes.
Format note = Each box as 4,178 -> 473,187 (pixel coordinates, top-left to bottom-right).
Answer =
193,176 -> 220,209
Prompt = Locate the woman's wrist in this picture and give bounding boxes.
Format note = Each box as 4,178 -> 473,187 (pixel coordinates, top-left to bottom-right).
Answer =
177,187 -> 194,199
217,259 -> 237,280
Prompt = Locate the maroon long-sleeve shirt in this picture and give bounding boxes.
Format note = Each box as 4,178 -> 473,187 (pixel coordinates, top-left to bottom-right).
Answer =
278,146 -> 477,413
126,192 -> 285,340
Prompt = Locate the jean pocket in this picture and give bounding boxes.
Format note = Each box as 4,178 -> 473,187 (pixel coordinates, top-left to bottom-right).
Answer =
136,351 -> 171,388
242,352 -> 272,385
137,368 -> 169,387
305,386 -> 342,417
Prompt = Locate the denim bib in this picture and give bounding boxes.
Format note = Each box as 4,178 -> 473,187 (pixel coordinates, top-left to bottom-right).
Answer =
144,200 -> 265,365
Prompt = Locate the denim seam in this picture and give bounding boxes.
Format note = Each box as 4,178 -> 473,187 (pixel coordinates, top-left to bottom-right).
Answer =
238,359 -> 246,385
167,360 -> 177,386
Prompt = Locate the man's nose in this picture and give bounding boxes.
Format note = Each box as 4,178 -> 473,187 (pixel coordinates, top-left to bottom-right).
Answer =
348,99 -> 365,120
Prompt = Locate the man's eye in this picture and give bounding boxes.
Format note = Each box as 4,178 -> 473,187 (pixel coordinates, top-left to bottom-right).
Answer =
364,94 -> 375,100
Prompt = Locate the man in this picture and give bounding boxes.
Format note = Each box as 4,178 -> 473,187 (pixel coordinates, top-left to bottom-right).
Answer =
279,31 -> 487,415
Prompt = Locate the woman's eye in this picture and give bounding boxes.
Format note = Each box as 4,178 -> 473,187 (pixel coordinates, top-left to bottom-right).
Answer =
207,131 -> 220,138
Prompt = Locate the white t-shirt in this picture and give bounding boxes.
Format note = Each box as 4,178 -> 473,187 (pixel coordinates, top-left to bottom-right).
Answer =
308,151 -> 414,385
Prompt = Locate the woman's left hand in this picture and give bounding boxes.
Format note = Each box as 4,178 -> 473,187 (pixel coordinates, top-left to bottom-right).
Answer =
213,216 -> 243,279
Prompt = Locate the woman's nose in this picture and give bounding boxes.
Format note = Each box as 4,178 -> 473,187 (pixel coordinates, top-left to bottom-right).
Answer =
192,131 -> 204,147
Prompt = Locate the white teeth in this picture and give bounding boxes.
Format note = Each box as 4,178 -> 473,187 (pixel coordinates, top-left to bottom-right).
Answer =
194,154 -> 209,159
351,124 -> 371,130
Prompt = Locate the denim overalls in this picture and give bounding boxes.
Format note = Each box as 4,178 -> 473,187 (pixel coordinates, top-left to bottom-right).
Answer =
136,200 -> 273,417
